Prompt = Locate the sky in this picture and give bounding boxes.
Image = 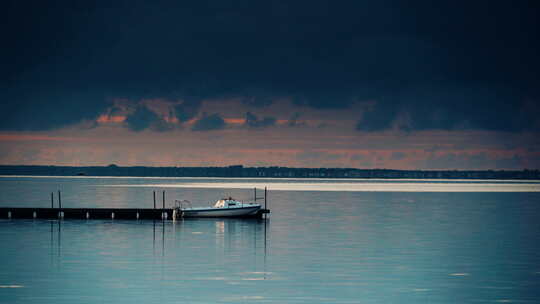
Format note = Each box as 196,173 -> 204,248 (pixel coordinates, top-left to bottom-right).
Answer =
1,0 -> 539,170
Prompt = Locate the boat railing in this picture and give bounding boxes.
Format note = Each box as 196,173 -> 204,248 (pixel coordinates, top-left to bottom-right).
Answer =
175,199 -> 193,210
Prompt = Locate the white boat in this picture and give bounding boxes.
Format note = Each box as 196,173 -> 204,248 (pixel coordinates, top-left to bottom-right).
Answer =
174,197 -> 262,218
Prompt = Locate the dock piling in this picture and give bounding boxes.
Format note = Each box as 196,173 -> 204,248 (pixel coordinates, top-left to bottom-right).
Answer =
264,187 -> 268,219
162,190 -> 166,220
153,191 -> 156,209
51,192 -> 54,209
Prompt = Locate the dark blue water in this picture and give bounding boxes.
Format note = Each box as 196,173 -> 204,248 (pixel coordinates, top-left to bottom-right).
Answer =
1,176 -> 539,303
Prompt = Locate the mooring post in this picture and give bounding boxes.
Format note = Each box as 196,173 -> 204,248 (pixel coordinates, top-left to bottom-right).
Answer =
58,190 -> 62,219
264,187 -> 267,219
162,190 -> 165,220
153,191 -> 156,209
51,192 -> 54,209
254,187 -> 257,203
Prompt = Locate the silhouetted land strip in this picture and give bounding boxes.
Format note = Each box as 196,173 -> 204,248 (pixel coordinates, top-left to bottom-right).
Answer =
1,165 -> 539,180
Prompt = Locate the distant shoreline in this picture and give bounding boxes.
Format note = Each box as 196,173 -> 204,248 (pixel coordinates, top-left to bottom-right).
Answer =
1,165 -> 539,180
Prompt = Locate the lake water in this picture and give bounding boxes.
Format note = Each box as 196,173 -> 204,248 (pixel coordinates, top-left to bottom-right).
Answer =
1,176 -> 539,303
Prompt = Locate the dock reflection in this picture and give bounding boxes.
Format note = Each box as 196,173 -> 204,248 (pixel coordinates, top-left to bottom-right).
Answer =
45,217 -> 270,280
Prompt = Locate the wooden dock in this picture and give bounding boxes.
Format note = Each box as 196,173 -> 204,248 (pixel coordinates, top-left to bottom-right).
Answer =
0,207 -> 269,220
0,188 -> 270,220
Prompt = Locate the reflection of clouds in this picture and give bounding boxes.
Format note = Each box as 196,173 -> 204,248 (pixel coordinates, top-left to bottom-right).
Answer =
192,277 -> 227,281
0,285 -> 24,288
221,295 -> 265,301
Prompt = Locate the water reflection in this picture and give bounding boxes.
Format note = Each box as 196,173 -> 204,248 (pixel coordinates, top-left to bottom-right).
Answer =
178,218 -> 268,253
5,217 -> 270,304
150,220 -> 167,257
48,220 -> 62,262
41,217 -> 270,278
2,177 -> 540,303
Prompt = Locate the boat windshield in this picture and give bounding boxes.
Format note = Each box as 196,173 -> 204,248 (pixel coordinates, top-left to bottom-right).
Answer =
213,198 -> 241,208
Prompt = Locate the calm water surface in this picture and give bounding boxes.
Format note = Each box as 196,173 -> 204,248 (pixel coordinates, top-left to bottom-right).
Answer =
1,176 -> 539,303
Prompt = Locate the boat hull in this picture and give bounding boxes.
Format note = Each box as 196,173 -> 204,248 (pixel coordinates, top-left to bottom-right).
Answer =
180,206 -> 261,218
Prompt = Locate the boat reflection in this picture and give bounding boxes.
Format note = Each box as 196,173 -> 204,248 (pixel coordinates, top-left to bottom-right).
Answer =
175,218 -> 269,280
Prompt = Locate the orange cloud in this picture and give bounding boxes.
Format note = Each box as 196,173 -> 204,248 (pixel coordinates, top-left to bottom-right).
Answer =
97,115 -> 126,123
164,116 -> 179,123
224,118 -> 245,124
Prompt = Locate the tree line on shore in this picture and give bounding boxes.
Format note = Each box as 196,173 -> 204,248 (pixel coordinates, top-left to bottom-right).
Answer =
0,165 -> 539,180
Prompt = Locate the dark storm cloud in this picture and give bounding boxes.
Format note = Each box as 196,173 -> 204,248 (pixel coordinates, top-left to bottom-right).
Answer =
244,112 -> 276,128
191,113 -> 226,131
238,88 -> 276,108
108,106 -> 123,116
124,104 -> 170,132
2,0 -> 539,131
0,88 -> 111,131
174,100 -> 202,123
356,87 -> 540,132
356,102 -> 400,132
